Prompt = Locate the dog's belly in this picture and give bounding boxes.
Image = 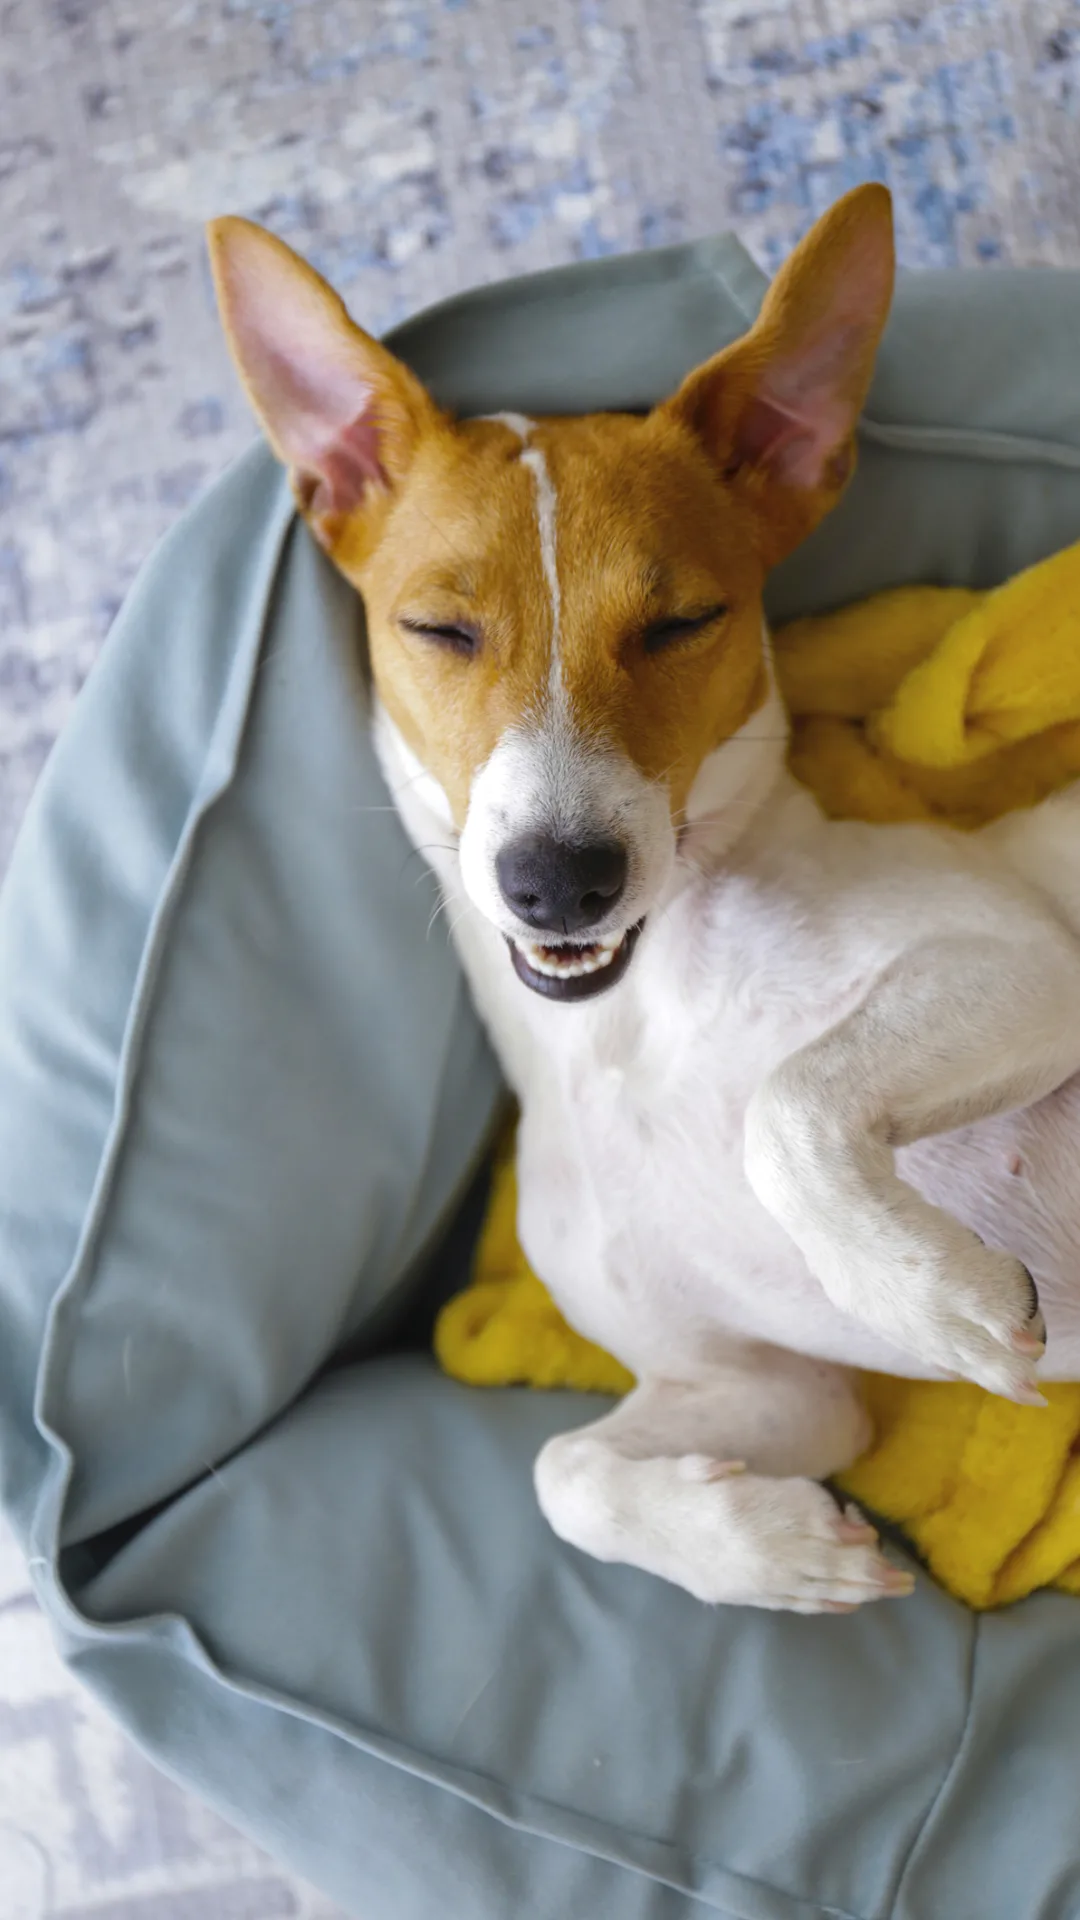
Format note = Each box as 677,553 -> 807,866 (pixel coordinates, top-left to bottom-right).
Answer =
517,1066 -> 1080,1384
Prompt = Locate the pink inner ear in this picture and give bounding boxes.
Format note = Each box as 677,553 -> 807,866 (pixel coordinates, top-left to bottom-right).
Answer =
250,332 -> 387,514
306,411 -> 388,516
728,393 -> 820,488
733,321 -> 863,489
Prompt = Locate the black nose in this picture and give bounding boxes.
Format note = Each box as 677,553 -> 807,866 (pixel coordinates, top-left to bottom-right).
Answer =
496,834 -> 628,935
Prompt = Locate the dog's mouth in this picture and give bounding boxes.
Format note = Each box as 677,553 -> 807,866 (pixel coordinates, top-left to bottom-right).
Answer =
507,923 -> 643,1001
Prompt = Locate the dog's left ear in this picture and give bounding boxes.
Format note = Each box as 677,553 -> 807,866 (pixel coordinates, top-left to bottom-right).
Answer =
663,183 -> 895,567
208,218 -> 443,551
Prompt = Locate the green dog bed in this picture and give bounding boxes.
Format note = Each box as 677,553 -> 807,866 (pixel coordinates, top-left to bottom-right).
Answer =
3,234 -> 1080,1920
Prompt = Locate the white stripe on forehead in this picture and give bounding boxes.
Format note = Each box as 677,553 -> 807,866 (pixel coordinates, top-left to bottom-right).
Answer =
519,447 -> 562,701
478,411 -> 564,708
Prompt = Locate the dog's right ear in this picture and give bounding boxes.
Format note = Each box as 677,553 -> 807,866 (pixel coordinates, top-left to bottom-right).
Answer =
208,219 -> 443,551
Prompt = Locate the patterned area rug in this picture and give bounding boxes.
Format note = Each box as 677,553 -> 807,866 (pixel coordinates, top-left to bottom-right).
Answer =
1,1 -> 1078,1913
0,1521 -> 345,1919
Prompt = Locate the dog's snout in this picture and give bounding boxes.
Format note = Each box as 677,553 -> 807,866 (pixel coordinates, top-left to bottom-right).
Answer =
496,834 -> 627,934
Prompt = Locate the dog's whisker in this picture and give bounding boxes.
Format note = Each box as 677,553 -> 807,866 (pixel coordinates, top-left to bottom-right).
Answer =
648,887 -> 695,937
675,854 -> 717,883
398,842 -> 459,883
444,898 -> 479,944
336,802 -> 413,817
333,767 -> 444,818
426,893 -> 455,939
678,797 -> 769,829
391,766 -> 438,798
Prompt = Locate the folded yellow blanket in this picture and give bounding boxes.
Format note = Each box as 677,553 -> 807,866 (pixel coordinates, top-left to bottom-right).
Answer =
435,539 -> 1080,1610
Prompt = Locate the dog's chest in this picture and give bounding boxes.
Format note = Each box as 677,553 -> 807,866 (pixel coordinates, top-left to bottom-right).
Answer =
514,879 -> 870,1370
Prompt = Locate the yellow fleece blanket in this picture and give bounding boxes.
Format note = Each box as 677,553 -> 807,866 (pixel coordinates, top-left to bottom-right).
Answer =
435,539 -> 1080,1610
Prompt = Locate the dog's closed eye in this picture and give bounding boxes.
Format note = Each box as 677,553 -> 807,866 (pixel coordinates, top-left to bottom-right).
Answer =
641,604 -> 730,655
399,616 -> 481,657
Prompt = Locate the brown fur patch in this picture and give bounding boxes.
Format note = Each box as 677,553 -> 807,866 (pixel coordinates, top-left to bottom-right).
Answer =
338,409 -> 768,823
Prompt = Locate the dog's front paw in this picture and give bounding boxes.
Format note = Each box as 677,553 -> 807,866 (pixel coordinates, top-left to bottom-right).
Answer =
838,1230 -> 1046,1402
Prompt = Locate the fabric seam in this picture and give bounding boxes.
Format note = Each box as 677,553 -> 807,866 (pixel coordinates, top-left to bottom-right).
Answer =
884,1615 -> 981,1917
66,1619 -> 868,1920
29,501 -> 299,1563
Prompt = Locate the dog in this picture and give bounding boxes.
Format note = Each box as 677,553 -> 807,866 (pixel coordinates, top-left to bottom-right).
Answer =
209,185 -> 1080,1613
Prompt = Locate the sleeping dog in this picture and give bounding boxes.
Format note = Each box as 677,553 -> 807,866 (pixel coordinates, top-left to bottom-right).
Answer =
210,186 -> 1080,1612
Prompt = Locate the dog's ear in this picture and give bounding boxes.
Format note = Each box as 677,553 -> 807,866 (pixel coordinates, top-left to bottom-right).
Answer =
207,218 -> 442,551
663,183 -> 894,567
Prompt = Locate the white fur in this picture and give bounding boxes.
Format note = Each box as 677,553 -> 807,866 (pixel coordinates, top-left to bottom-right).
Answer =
457,721 -> 673,948
374,636 -> 1080,1612
518,445 -> 564,706
377,708 -> 455,826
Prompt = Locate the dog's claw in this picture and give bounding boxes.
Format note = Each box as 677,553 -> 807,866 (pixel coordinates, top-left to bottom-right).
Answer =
833,1504 -> 878,1545
836,1241 -> 1052,1406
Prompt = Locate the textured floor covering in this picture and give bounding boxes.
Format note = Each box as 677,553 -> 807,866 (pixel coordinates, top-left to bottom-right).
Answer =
1,1 -> 1079,1914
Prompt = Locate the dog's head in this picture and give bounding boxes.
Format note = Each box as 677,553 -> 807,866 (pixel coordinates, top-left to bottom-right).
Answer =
209,187 -> 893,1001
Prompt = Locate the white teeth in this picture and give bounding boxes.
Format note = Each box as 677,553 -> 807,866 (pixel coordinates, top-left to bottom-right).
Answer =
518,936 -> 624,979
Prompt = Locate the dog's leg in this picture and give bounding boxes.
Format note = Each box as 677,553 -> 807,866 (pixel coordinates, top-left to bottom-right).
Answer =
745,933 -> 1080,1397
534,1347 -> 910,1612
